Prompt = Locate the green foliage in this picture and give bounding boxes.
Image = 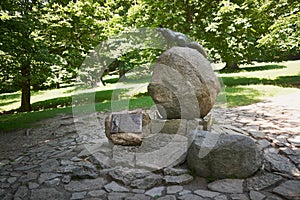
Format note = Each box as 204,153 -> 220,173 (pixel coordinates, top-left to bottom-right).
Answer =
257,1 -> 300,59
0,0 -> 54,92
1,0 -> 299,112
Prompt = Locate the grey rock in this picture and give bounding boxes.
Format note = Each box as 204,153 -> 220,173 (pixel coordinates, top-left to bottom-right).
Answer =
179,189 -> 192,196
166,185 -> 184,194
157,195 -> 177,200
164,174 -> 193,184
71,157 -> 82,162
64,178 -> 106,192
0,182 -> 10,189
150,119 -> 187,135
208,179 -> 244,193
273,180 -> 300,200
194,189 -> 221,198
148,47 -> 220,119
10,171 -> 22,177
73,161 -> 98,178
91,152 -> 111,168
44,177 -> 60,186
28,182 -> 39,189
14,165 -> 38,171
280,147 -> 300,165
57,162 -> 98,179
0,159 -> 10,166
57,165 -> 79,173
71,192 -> 87,200
62,175 -> 71,184
214,195 -> 228,200
108,167 -> 162,189
178,193 -> 206,200
14,186 -> 28,199
249,190 -> 265,200
30,188 -> 67,200
0,177 -> 7,183
125,194 -> 151,200
188,131 -> 263,178
61,159 -> 74,165
264,148 -> 300,177
258,139 -> 271,149
288,136 -> 300,147
19,172 -> 38,183
104,181 -> 130,192
265,194 -> 285,200
249,131 -> 265,139
230,193 -> 249,200
108,167 -> 148,184
39,158 -> 59,172
131,189 -> 145,194
145,186 -> 165,197
2,193 -> 13,200
131,175 -> 163,189
88,190 -> 106,197
112,146 -> 136,167
107,192 -> 133,200
38,173 -> 62,184
136,134 -> 188,170
163,167 -> 189,176
246,172 -> 283,190
112,134 -> 188,171
7,177 -> 17,184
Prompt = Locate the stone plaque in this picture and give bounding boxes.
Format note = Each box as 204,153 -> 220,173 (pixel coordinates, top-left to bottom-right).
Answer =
110,113 -> 143,134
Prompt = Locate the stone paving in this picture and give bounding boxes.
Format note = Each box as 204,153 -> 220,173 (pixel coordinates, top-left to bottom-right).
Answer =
0,92 -> 300,200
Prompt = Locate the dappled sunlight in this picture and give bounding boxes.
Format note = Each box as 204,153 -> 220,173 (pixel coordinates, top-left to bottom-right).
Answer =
219,60 -> 300,79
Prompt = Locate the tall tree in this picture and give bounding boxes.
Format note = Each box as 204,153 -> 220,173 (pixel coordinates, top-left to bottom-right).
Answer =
257,0 -> 300,60
0,0 -> 53,111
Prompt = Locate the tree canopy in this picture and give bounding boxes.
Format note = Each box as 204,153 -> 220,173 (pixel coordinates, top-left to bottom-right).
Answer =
0,0 -> 299,111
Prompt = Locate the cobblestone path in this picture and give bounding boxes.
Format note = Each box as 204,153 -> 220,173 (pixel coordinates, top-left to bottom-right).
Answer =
0,92 -> 299,200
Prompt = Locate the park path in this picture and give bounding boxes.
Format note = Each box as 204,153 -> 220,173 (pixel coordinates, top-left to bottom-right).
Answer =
0,90 -> 299,199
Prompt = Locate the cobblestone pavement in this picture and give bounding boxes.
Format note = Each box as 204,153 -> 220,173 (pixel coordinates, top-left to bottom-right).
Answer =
0,91 -> 299,200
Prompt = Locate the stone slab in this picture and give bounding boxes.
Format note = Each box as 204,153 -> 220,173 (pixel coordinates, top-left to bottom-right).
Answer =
110,114 -> 142,133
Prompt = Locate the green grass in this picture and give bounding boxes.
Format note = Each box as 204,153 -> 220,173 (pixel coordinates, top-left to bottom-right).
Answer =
0,92 -> 154,131
0,60 -> 299,131
224,85 -> 298,107
0,107 -> 73,131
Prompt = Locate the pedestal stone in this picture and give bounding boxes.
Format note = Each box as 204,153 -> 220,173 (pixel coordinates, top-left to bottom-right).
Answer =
105,110 -> 151,146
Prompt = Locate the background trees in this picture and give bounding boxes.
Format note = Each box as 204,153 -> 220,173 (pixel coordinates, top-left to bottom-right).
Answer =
257,0 -> 300,61
1,0 -> 299,112
0,0 -> 54,111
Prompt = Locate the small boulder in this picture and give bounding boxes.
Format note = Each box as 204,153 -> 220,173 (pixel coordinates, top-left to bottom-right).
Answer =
105,110 -> 151,146
187,131 -> 263,179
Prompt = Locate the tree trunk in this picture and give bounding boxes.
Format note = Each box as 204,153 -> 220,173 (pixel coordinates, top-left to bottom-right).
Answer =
20,62 -> 31,112
184,0 -> 193,33
222,61 -> 239,71
118,60 -> 127,82
55,74 -> 60,89
119,66 -> 127,82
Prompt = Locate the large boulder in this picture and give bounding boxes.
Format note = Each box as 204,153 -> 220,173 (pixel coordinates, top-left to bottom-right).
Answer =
187,131 -> 263,179
148,47 -> 220,119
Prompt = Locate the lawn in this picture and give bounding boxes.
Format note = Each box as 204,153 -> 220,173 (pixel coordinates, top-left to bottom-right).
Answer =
0,60 -> 299,131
